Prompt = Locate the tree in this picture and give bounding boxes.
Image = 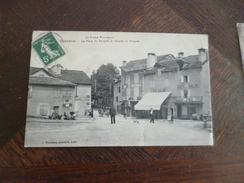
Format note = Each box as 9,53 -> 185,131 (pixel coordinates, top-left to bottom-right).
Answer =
90,63 -> 120,108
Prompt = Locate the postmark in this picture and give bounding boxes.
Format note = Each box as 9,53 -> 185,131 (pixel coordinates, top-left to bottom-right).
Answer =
32,32 -> 65,66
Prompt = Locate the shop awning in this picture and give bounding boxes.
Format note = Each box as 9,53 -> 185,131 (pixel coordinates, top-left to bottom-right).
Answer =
134,92 -> 171,110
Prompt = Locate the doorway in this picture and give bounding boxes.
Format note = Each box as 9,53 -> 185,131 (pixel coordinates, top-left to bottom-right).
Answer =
177,104 -> 182,118
53,106 -> 59,115
187,107 -> 196,117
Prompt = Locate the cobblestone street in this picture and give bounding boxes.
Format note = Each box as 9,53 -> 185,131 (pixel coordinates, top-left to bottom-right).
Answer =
25,110 -> 213,147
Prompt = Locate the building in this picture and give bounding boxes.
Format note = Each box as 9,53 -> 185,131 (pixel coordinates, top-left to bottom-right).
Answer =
119,53 -> 175,116
27,64 -> 91,118
113,79 -> 122,113
118,49 -> 211,119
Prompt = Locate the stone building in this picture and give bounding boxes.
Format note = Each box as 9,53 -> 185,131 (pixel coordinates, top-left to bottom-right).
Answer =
118,48 -> 211,119
119,53 -> 175,116
27,64 -> 91,118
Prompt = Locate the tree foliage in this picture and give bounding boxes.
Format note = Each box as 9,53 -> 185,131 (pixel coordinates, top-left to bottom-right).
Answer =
90,63 -> 120,102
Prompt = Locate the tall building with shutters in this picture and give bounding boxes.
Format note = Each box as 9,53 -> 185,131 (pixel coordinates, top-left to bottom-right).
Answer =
118,48 -> 211,119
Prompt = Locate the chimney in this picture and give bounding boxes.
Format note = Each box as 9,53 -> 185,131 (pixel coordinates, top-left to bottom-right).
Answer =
51,64 -> 62,75
198,48 -> 207,63
178,52 -> 184,58
147,53 -> 157,68
123,61 -> 127,67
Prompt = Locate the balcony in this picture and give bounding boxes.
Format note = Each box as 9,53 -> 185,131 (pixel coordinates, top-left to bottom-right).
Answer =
173,96 -> 203,103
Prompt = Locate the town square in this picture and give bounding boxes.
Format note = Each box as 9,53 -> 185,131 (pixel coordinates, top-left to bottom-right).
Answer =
25,31 -> 213,147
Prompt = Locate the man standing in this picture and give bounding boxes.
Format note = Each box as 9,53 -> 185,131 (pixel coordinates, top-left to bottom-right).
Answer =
110,107 -> 116,124
150,108 -> 154,123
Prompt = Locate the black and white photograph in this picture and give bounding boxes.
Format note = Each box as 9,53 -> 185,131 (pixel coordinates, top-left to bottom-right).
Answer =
25,31 -> 213,147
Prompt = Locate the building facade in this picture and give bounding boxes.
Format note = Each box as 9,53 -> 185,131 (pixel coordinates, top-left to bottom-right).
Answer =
117,49 -> 211,119
113,80 -> 122,113
27,64 -> 91,118
119,53 -> 175,116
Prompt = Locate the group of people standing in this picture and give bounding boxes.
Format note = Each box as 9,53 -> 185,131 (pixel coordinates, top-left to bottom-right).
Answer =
87,107 -> 174,124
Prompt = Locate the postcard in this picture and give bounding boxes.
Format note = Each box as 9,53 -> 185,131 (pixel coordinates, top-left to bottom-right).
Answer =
25,31 -> 213,147
237,23 -> 244,73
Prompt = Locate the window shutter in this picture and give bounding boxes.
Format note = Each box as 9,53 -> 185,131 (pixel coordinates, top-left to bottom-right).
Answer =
188,75 -> 190,82
188,90 -> 191,97
181,76 -> 184,83
181,90 -> 184,98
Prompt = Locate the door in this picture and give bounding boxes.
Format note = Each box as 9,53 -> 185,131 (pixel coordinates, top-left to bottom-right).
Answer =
177,104 -> 182,118
187,107 -> 196,117
53,106 -> 59,115
163,108 -> 168,119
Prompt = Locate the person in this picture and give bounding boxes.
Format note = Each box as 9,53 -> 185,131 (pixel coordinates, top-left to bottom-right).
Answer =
132,110 -> 139,123
63,112 -> 67,120
149,108 -> 154,123
90,109 -> 94,120
171,115 -> 174,123
88,109 -> 93,120
109,107 -> 116,124
124,111 -> 127,119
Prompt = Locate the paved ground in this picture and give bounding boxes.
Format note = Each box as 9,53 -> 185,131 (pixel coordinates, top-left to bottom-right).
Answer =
25,110 -> 213,147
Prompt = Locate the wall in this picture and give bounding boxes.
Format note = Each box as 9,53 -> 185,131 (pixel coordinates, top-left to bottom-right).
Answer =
201,59 -> 212,116
27,85 -> 75,117
113,81 -> 122,113
74,85 -> 91,117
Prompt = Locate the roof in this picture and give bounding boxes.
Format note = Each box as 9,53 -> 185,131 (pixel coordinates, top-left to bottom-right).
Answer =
120,54 -> 175,73
29,76 -> 76,87
144,55 -> 208,75
48,69 -> 91,85
29,66 -> 91,85
29,67 -> 41,74
134,92 -> 171,110
29,67 -> 54,77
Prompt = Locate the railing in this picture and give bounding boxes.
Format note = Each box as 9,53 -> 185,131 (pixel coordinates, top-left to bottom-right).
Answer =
173,96 -> 203,103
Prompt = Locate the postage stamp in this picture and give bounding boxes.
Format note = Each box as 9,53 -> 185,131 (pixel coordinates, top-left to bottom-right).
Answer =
32,32 -> 65,66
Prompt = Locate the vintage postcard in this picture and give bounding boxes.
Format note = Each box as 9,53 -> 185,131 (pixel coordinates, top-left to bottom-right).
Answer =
25,31 -> 213,147
237,23 -> 244,74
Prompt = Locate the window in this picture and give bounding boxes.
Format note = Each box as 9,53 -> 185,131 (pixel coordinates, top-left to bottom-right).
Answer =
40,105 -> 48,116
181,89 -> 191,98
134,87 -> 139,98
184,90 -> 188,98
118,87 -> 120,93
116,96 -> 118,102
181,75 -> 190,83
134,73 -> 139,83
28,86 -> 33,98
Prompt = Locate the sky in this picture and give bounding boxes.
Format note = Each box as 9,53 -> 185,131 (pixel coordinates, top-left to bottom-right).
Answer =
30,31 -> 208,77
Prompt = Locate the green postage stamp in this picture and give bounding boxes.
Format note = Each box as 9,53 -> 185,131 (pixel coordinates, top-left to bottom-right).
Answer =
32,32 -> 65,66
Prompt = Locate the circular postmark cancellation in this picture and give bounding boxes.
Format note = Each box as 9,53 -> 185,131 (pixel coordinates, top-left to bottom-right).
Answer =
32,32 -> 66,66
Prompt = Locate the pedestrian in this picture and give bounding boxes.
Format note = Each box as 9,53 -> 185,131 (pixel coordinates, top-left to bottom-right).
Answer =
109,107 -> 116,124
90,109 -> 94,120
171,115 -> 174,123
149,108 -> 154,123
124,111 -> 127,119
63,112 -> 67,120
88,109 -> 91,119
